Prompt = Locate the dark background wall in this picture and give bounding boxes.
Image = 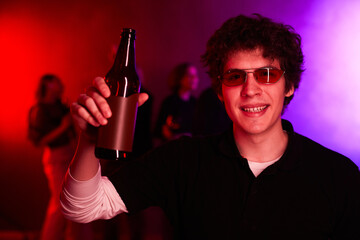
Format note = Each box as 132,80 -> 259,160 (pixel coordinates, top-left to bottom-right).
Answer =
0,0 -> 359,232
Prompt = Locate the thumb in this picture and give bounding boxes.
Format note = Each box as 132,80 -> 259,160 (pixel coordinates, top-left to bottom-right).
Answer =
138,93 -> 149,106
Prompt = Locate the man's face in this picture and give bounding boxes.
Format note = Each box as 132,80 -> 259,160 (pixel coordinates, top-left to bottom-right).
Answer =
219,48 -> 294,137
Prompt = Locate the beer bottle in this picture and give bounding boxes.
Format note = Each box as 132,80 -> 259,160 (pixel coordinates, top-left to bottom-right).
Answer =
95,28 -> 140,160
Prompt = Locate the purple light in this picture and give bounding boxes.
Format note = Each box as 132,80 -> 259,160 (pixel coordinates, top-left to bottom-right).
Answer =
283,0 -> 360,165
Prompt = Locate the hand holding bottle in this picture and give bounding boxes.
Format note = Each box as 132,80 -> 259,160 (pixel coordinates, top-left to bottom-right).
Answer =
71,76 -> 149,140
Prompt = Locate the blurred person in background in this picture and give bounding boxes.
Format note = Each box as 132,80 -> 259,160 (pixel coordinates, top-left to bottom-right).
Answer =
154,63 -> 199,144
28,74 -> 93,240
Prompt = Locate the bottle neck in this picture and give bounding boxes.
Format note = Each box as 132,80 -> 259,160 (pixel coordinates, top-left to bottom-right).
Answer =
113,33 -> 136,71
105,29 -> 140,97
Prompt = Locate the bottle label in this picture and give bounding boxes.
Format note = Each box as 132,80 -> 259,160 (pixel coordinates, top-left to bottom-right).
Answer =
96,94 -> 139,152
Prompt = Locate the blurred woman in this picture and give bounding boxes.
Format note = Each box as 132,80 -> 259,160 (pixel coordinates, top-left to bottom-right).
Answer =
28,74 -> 92,240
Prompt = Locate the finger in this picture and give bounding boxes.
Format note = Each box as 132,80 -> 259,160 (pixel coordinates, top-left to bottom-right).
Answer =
71,102 -> 100,128
138,93 -> 149,106
86,87 -> 112,118
72,109 -> 96,130
93,77 -> 111,98
77,94 -> 108,125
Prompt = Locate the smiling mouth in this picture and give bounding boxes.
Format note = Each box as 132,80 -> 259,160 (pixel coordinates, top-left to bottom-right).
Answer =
242,105 -> 268,113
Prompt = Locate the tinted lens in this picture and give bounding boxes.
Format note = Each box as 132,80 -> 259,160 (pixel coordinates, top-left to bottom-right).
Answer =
222,70 -> 247,86
255,68 -> 284,83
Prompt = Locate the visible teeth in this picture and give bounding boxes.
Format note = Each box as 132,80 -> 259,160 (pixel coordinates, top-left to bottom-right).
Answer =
243,106 -> 267,112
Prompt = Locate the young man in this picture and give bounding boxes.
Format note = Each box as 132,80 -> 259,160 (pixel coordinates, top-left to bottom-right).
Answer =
61,14 -> 360,239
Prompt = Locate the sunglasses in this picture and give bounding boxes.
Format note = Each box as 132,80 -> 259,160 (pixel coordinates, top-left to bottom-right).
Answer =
219,67 -> 285,87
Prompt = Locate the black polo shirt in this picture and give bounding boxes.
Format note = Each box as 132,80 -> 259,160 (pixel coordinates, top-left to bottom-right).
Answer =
109,120 -> 360,239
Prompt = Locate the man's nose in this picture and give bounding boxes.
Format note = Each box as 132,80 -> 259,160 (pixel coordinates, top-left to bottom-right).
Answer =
240,72 -> 262,97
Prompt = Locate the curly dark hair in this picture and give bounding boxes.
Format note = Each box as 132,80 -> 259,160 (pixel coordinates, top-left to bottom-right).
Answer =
201,14 -> 304,109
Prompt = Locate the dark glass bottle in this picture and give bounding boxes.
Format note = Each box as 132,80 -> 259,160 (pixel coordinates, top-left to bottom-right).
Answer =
95,28 -> 140,160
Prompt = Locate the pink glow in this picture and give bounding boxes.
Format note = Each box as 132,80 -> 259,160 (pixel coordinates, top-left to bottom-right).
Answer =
283,0 -> 360,165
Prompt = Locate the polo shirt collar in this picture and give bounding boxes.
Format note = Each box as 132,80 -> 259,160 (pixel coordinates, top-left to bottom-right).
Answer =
218,119 -> 303,171
276,119 -> 304,171
218,126 -> 243,159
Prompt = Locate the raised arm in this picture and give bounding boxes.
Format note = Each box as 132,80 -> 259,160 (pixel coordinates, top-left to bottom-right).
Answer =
68,76 -> 112,180
61,76 -> 148,223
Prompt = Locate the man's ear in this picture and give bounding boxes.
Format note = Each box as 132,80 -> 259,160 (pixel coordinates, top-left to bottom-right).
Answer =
285,85 -> 294,97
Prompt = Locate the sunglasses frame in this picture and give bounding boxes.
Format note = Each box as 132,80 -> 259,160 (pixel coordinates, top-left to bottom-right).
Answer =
218,67 -> 285,87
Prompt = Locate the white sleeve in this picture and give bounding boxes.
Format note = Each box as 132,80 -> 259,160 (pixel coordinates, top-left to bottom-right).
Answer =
60,165 -> 128,223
